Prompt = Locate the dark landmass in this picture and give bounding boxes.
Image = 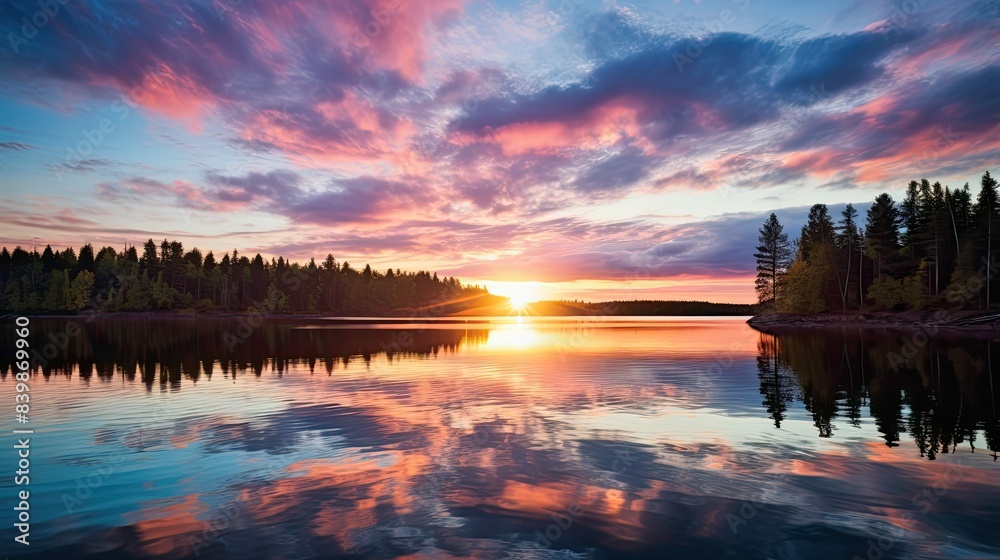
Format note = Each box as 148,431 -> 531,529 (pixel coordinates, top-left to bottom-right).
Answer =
453,299 -> 756,317
748,310 -> 1000,335
0,238 -> 509,316
535,300 -> 756,315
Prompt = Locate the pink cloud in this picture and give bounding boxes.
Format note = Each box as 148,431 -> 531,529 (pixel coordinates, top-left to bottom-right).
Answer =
453,97 -> 676,157
342,0 -> 464,83
238,95 -> 418,164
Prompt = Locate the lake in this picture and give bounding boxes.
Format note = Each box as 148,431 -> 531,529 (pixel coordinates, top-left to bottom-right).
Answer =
1,316 -> 998,560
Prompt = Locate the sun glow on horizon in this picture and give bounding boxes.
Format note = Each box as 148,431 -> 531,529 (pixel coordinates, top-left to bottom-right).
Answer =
508,292 -> 531,311
484,281 -> 543,310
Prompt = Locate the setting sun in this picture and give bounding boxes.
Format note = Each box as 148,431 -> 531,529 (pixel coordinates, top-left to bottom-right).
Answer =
484,281 -> 544,312
508,292 -> 531,311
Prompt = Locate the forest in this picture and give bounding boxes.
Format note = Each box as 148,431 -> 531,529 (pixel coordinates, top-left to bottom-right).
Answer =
755,170 -> 1000,313
0,239 -> 503,315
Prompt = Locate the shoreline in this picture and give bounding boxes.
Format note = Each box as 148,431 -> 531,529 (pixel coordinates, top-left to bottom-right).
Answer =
1,310 -> 754,321
747,310 -> 1000,334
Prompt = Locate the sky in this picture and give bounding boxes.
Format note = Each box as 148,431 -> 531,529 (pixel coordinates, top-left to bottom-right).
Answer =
0,0 -> 997,304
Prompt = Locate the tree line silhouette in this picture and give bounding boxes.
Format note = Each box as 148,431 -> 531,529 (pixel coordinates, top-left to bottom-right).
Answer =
755,170 -> 999,312
0,239 -> 502,315
528,300 -> 755,316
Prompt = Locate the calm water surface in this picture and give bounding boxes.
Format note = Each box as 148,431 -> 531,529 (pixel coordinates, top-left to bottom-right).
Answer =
1,316 -> 999,560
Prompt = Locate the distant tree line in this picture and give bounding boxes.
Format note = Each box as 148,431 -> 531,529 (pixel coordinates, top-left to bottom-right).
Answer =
755,170 -> 999,312
0,239 -> 498,315
531,300 -> 756,316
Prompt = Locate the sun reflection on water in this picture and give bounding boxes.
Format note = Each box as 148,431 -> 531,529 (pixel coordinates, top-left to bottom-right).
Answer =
482,319 -> 543,351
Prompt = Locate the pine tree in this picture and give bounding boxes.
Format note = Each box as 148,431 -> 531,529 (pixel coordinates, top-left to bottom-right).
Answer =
799,204 -> 836,262
139,239 -> 158,277
754,213 -> 793,310
973,171 -> 999,309
925,181 -> 952,295
901,180 -> 923,262
74,243 -> 95,278
836,204 -> 860,310
865,193 -> 902,281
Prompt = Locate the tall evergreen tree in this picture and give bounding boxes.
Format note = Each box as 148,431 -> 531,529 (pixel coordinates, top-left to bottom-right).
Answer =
973,171 -> 999,309
0,247 -> 10,295
799,204 -> 836,262
41,245 -> 57,273
74,243 -> 96,278
836,204 -> 860,310
754,213 -> 793,310
924,181 -> 951,295
901,180 -> 923,262
139,239 -> 158,277
865,194 -> 902,281
950,183 -> 973,242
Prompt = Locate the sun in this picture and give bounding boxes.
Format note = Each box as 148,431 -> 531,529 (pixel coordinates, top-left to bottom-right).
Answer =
508,292 -> 530,311
484,281 -> 542,313
505,286 -> 538,313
